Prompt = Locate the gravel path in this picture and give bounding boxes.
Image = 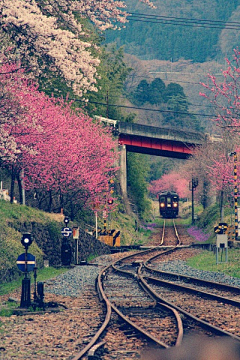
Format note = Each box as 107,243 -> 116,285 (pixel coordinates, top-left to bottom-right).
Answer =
0,253 -> 125,360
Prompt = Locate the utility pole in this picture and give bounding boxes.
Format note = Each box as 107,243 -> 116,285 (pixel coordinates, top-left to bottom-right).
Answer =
106,90 -> 109,118
189,177 -> 198,224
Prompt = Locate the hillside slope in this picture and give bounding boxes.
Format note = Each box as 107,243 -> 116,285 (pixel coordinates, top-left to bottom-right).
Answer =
105,0 -> 240,63
0,201 -> 110,284
122,54 -> 223,132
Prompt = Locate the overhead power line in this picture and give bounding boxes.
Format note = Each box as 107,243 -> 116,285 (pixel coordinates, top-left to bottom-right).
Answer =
127,12 -> 240,30
72,98 -> 216,118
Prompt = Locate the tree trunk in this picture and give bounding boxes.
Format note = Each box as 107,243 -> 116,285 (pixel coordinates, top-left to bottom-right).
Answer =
48,190 -> 52,212
10,166 -> 16,203
219,189 -> 224,222
17,173 -> 23,204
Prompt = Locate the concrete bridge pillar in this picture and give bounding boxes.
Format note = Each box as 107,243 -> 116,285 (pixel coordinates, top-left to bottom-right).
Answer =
119,144 -> 132,215
119,145 -> 127,197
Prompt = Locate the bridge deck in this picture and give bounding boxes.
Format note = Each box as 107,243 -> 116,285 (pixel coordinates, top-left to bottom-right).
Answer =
117,122 -> 205,158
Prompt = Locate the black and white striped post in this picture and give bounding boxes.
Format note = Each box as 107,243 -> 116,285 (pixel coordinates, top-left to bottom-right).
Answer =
233,152 -> 238,240
229,151 -> 239,241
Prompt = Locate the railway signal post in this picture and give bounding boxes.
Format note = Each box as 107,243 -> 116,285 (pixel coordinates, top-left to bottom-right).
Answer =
61,216 -> 72,266
17,233 -> 34,308
73,227 -> 79,265
214,223 -> 228,264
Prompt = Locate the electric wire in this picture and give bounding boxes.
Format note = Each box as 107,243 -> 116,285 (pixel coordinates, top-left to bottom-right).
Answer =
127,12 -> 240,30
71,98 -> 217,118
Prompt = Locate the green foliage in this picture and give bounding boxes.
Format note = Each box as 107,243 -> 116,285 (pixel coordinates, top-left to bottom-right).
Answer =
148,78 -> 166,105
148,158 -> 178,182
0,306 -> 16,317
132,78 -> 169,106
130,78 -> 203,131
0,201 -> 65,284
0,266 -> 69,298
105,0 -> 240,62
85,45 -> 132,119
197,202 -> 220,230
186,249 -> 240,279
133,79 -> 150,105
163,83 -> 185,102
127,153 -> 151,217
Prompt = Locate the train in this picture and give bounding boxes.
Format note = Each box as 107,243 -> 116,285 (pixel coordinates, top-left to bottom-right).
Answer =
159,191 -> 179,218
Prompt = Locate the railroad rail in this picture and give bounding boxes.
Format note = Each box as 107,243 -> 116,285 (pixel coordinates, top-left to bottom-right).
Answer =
72,221 -> 240,359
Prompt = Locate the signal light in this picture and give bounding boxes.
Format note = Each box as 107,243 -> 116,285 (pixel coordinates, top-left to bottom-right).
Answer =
21,233 -> 32,249
108,199 -> 114,205
64,216 -> 69,225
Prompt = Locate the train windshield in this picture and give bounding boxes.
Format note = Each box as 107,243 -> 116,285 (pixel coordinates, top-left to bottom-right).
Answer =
160,197 -> 165,203
167,197 -> 172,207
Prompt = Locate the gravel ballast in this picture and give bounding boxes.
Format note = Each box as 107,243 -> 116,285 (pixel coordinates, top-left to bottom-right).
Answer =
44,252 -> 240,298
1,251 -> 240,359
154,259 -> 240,288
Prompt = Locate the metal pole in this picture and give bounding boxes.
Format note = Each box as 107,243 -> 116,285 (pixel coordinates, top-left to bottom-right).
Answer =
233,152 -> 238,240
104,219 -> 107,234
95,211 -> 98,239
20,169 -> 25,205
75,239 -> 78,265
20,247 -> 31,308
192,179 -> 194,225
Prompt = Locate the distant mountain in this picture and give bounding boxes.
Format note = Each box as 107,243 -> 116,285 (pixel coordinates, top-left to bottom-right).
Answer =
105,0 -> 240,63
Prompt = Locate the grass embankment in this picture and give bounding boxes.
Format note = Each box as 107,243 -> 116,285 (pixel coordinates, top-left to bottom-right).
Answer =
182,202 -> 240,279
0,199 -> 150,298
186,249 -> 240,279
1,198 -> 239,301
0,200 -> 70,299
0,202 -> 47,278
0,266 -> 70,297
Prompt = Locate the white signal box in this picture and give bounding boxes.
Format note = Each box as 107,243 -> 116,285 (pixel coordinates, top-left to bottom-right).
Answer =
216,234 -> 228,264
216,234 -> 228,248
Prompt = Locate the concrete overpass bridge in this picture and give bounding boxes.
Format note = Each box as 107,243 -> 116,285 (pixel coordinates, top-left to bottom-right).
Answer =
117,122 -> 205,158
96,117 -> 207,196
116,121 -> 206,196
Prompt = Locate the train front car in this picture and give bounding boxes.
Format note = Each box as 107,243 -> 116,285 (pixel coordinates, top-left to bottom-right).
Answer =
159,191 -> 179,218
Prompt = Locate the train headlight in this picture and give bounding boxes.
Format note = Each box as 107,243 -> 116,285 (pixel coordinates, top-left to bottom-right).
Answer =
173,203 -> 178,207
160,203 -> 165,208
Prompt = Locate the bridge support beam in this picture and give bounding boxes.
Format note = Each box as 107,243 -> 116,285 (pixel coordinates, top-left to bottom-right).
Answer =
119,145 -> 132,215
119,145 -> 127,197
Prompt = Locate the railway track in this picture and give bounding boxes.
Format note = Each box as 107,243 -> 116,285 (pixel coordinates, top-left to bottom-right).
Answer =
73,221 -> 240,360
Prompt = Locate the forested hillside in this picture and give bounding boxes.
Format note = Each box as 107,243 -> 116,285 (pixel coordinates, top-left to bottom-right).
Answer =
105,0 -> 240,62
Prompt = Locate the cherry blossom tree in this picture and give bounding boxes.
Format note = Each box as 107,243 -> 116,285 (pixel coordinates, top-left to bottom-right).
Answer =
22,98 -> 119,211
198,49 -> 240,218
0,61 -> 44,200
0,61 -> 41,203
0,0 -> 155,97
0,61 -> 119,209
150,46 -> 240,218
180,141 -> 233,219
200,48 -> 240,139
149,171 -> 189,199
